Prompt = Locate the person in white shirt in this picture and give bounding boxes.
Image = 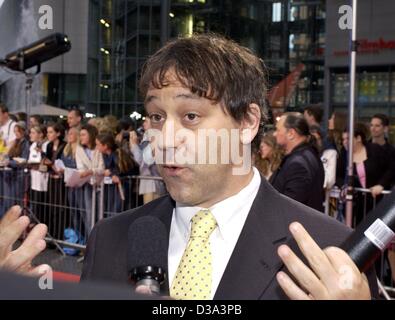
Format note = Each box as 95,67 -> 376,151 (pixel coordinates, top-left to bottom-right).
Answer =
75,124 -> 104,239
129,118 -> 166,204
0,104 -> 16,148
28,124 -> 49,224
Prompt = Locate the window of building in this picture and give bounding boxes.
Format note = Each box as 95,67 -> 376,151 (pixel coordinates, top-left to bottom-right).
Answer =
272,2 -> 282,22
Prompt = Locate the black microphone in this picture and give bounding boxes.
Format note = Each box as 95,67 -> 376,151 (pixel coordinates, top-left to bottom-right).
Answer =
1,33 -> 71,72
341,188 -> 395,272
127,216 -> 168,295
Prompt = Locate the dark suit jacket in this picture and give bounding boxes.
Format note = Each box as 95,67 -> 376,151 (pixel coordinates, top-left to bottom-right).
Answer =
0,271 -> 156,300
81,177 -> 378,300
269,143 -> 325,212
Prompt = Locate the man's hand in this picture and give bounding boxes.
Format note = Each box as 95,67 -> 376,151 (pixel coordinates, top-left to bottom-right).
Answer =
370,185 -> 384,198
276,222 -> 371,300
0,206 -> 50,277
112,175 -> 120,184
129,131 -> 139,147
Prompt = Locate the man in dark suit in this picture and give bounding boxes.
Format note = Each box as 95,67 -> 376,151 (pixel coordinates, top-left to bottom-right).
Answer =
270,112 -> 325,212
81,34 -> 376,300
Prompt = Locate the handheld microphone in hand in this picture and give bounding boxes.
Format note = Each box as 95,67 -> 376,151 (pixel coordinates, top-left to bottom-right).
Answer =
341,188 -> 395,272
127,216 -> 168,295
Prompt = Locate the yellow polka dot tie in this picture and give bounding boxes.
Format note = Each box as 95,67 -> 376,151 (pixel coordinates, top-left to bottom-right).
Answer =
170,209 -> 217,300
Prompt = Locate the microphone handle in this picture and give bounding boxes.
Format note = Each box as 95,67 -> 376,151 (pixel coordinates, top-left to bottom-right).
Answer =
341,190 -> 395,273
135,278 -> 161,295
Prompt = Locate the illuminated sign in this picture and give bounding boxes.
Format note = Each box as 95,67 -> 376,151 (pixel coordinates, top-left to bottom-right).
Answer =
333,38 -> 395,56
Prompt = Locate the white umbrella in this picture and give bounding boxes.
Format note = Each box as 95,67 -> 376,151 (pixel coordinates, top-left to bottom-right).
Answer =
12,104 -> 68,116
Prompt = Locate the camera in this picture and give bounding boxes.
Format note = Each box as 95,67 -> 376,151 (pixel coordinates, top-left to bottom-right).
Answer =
122,131 -> 130,140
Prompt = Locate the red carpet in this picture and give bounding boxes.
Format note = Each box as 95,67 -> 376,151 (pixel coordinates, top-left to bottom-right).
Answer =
53,271 -> 80,283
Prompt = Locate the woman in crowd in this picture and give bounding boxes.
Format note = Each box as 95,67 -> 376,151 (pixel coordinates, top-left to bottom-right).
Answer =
40,122 -> 67,240
115,120 -> 134,154
43,122 -> 67,170
7,121 -> 30,162
75,124 -> 104,238
336,123 -> 393,226
0,122 -> 30,216
310,125 -> 338,191
28,124 -> 49,224
254,131 -> 283,180
328,111 -> 348,151
59,127 -> 85,248
61,127 -> 79,169
96,132 -> 139,213
310,125 -> 338,215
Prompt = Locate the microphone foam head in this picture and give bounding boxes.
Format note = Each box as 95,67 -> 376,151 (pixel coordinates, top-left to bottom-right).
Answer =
127,216 -> 168,273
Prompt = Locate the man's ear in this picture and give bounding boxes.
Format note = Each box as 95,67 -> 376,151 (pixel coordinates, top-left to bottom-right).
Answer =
287,128 -> 295,140
240,103 -> 261,145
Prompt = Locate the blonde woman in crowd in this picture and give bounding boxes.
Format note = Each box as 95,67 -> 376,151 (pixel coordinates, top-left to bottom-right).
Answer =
254,131 -> 284,180
60,127 -> 85,242
75,124 -> 104,237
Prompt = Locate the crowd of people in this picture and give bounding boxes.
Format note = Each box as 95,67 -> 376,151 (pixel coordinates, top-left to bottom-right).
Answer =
252,108 -> 395,283
0,104 -> 166,243
253,107 -> 395,223
0,33 -> 388,300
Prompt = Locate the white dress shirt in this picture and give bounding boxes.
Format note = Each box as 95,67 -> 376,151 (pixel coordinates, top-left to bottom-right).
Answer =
168,167 -> 261,299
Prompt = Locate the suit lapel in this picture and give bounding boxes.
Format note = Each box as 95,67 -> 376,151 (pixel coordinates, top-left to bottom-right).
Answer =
214,178 -> 289,299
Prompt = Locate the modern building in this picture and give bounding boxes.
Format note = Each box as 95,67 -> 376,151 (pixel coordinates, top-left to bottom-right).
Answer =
91,0 -> 326,118
325,0 -> 395,124
0,0 -> 90,113
1,0 -> 394,126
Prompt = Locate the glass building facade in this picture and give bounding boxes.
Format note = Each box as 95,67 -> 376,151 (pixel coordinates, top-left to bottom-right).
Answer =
87,0 -> 326,117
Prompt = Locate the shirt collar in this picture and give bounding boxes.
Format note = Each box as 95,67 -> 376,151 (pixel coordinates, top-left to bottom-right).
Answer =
174,167 -> 261,243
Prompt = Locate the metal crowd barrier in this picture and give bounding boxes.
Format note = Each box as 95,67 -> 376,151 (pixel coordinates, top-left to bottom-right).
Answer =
0,167 -> 165,257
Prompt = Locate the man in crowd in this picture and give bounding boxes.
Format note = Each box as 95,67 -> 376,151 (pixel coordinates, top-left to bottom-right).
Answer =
67,108 -> 83,130
80,34 -> 376,300
0,103 -> 16,147
303,105 -> 323,128
270,113 -> 325,212
369,113 -> 395,283
29,114 -> 44,129
370,113 -> 395,187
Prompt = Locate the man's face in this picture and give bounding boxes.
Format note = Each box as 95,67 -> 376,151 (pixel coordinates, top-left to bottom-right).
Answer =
29,117 -> 38,128
95,139 -> 108,153
370,118 -> 386,139
145,76 -> 251,207
67,111 -> 81,128
0,111 -> 7,125
342,132 -> 349,150
303,111 -> 314,127
274,116 -> 289,148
